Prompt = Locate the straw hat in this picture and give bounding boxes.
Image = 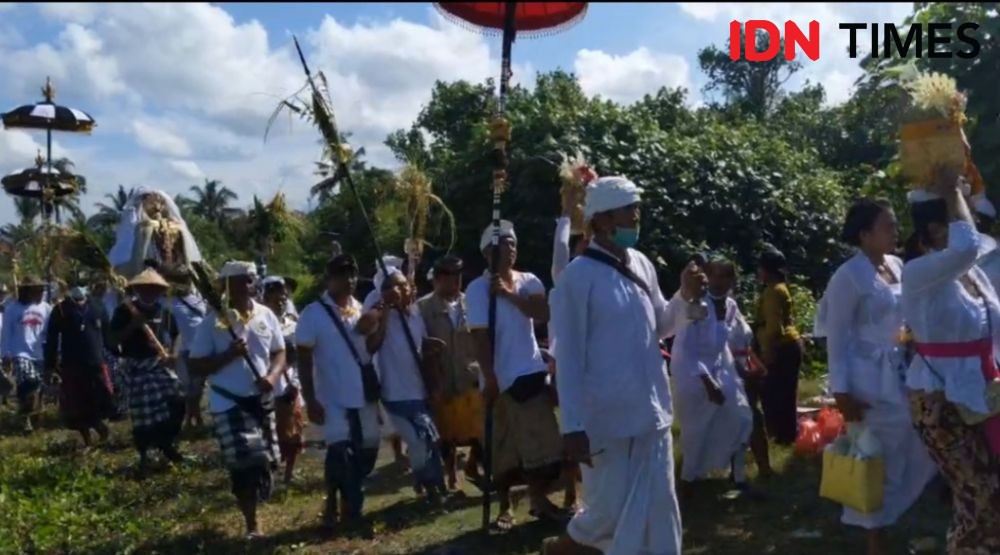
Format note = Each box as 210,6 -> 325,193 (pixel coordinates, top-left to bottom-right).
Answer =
128,268 -> 169,289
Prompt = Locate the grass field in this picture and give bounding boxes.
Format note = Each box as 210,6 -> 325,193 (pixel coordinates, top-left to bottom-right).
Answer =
0,379 -> 950,555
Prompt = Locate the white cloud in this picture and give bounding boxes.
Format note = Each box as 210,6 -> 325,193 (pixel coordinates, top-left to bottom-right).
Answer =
130,120 -> 192,158
37,3 -> 99,24
0,3 -> 521,225
168,160 -> 204,181
575,47 -> 692,104
677,3 -> 726,21
678,2 -> 912,105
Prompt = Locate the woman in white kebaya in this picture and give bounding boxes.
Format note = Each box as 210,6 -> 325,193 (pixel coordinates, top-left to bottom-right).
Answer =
824,198 -> 936,555
671,257 -> 754,497
902,171 -> 1000,554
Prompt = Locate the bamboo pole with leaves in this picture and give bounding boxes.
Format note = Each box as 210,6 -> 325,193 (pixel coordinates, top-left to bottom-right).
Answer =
270,36 -> 422,369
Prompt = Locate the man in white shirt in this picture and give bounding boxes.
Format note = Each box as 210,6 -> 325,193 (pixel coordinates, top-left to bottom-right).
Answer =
296,255 -> 381,536
189,261 -> 286,540
0,277 -> 51,433
358,265 -> 447,504
468,220 -> 565,530
167,266 -> 209,429
544,176 -> 705,555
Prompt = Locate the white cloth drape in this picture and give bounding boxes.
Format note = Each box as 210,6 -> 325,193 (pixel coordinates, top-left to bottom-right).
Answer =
567,427 -> 682,555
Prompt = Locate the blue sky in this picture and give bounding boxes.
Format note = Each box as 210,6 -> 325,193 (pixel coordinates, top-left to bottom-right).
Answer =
0,2 -> 913,225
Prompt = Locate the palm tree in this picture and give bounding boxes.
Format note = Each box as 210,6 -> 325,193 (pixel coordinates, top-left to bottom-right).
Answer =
187,179 -> 241,223
246,192 -> 302,258
53,158 -> 86,222
14,196 -> 40,224
90,185 -> 134,226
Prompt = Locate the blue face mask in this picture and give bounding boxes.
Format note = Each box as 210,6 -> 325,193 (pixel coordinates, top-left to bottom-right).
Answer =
612,226 -> 639,249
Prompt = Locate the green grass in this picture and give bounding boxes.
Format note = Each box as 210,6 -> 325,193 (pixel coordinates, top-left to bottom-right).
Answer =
0,381 -> 950,555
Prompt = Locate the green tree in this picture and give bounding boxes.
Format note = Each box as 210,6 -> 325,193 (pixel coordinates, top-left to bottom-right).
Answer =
698,29 -> 802,120
187,179 -> 242,223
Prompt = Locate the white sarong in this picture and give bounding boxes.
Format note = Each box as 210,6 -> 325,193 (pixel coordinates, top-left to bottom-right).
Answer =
673,368 -> 753,481
841,404 -> 937,529
568,427 -> 682,555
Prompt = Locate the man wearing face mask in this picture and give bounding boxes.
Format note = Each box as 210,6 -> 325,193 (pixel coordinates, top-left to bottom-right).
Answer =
45,277 -> 115,446
544,176 -> 707,555
109,268 -> 185,474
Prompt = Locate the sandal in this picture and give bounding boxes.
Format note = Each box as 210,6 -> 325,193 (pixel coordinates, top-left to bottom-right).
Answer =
492,512 -> 517,532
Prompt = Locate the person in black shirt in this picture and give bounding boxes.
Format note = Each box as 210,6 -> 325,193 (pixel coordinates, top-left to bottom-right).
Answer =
45,278 -> 115,446
109,268 -> 184,475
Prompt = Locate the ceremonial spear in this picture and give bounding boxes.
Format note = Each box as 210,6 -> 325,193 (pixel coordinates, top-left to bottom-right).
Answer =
435,1 -> 588,529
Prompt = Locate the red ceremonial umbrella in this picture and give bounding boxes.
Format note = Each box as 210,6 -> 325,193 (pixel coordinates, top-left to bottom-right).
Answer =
435,1 -> 587,531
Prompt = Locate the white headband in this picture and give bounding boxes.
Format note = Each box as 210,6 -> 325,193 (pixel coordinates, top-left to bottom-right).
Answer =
584,176 -> 643,220
219,261 -> 257,279
480,220 -> 517,251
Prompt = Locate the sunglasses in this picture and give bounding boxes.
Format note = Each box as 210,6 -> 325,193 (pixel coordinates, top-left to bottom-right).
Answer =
434,267 -> 462,276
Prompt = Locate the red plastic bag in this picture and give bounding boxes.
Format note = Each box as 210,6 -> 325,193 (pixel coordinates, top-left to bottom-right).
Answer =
794,417 -> 823,456
817,407 -> 845,444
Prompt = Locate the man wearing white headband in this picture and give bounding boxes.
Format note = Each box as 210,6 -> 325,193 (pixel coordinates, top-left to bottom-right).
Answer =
544,176 -> 707,555
189,260 -> 286,540
467,219 -> 566,529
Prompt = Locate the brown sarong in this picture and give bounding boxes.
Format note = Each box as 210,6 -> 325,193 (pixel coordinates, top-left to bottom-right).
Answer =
491,386 -> 563,477
275,391 -> 305,462
910,391 -> 1000,554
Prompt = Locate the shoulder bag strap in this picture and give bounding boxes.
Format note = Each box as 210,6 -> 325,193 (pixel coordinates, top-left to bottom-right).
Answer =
318,299 -> 367,370
581,248 -> 651,297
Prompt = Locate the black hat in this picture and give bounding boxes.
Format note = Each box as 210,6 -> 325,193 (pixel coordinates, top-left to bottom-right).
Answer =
326,254 -> 358,276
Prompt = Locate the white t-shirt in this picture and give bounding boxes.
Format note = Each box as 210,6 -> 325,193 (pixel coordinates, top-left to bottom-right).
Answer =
466,271 -> 548,392
0,301 -> 51,361
189,300 -> 285,414
296,293 -> 371,411
170,293 -> 207,353
362,290 -> 427,403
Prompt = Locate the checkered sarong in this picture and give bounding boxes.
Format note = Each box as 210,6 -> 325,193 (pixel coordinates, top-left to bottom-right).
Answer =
213,402 -> 280,471
124,358 -> 181,429
12,357 -> 42,387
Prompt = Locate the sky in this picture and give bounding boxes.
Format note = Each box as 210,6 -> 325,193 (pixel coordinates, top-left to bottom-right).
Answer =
0,2 -> 914,225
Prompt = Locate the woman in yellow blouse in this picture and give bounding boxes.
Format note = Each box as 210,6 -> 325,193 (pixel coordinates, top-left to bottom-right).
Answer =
754,248 -> 804,445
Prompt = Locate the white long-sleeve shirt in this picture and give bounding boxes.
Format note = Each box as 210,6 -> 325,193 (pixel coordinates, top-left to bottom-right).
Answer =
0,301 -> 51,361
551,216 -> 572,282
670,295 -> 745,385
903,221 -> 1000,414
976,234 -> 1000,299
551,244 -> 690,443
824,252 -> 907,407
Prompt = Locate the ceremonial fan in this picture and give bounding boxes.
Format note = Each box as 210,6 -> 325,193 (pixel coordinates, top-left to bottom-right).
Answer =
435,1 -> 588,529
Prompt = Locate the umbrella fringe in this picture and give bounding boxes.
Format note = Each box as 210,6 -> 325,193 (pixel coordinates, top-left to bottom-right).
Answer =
433,3 -> 588,39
